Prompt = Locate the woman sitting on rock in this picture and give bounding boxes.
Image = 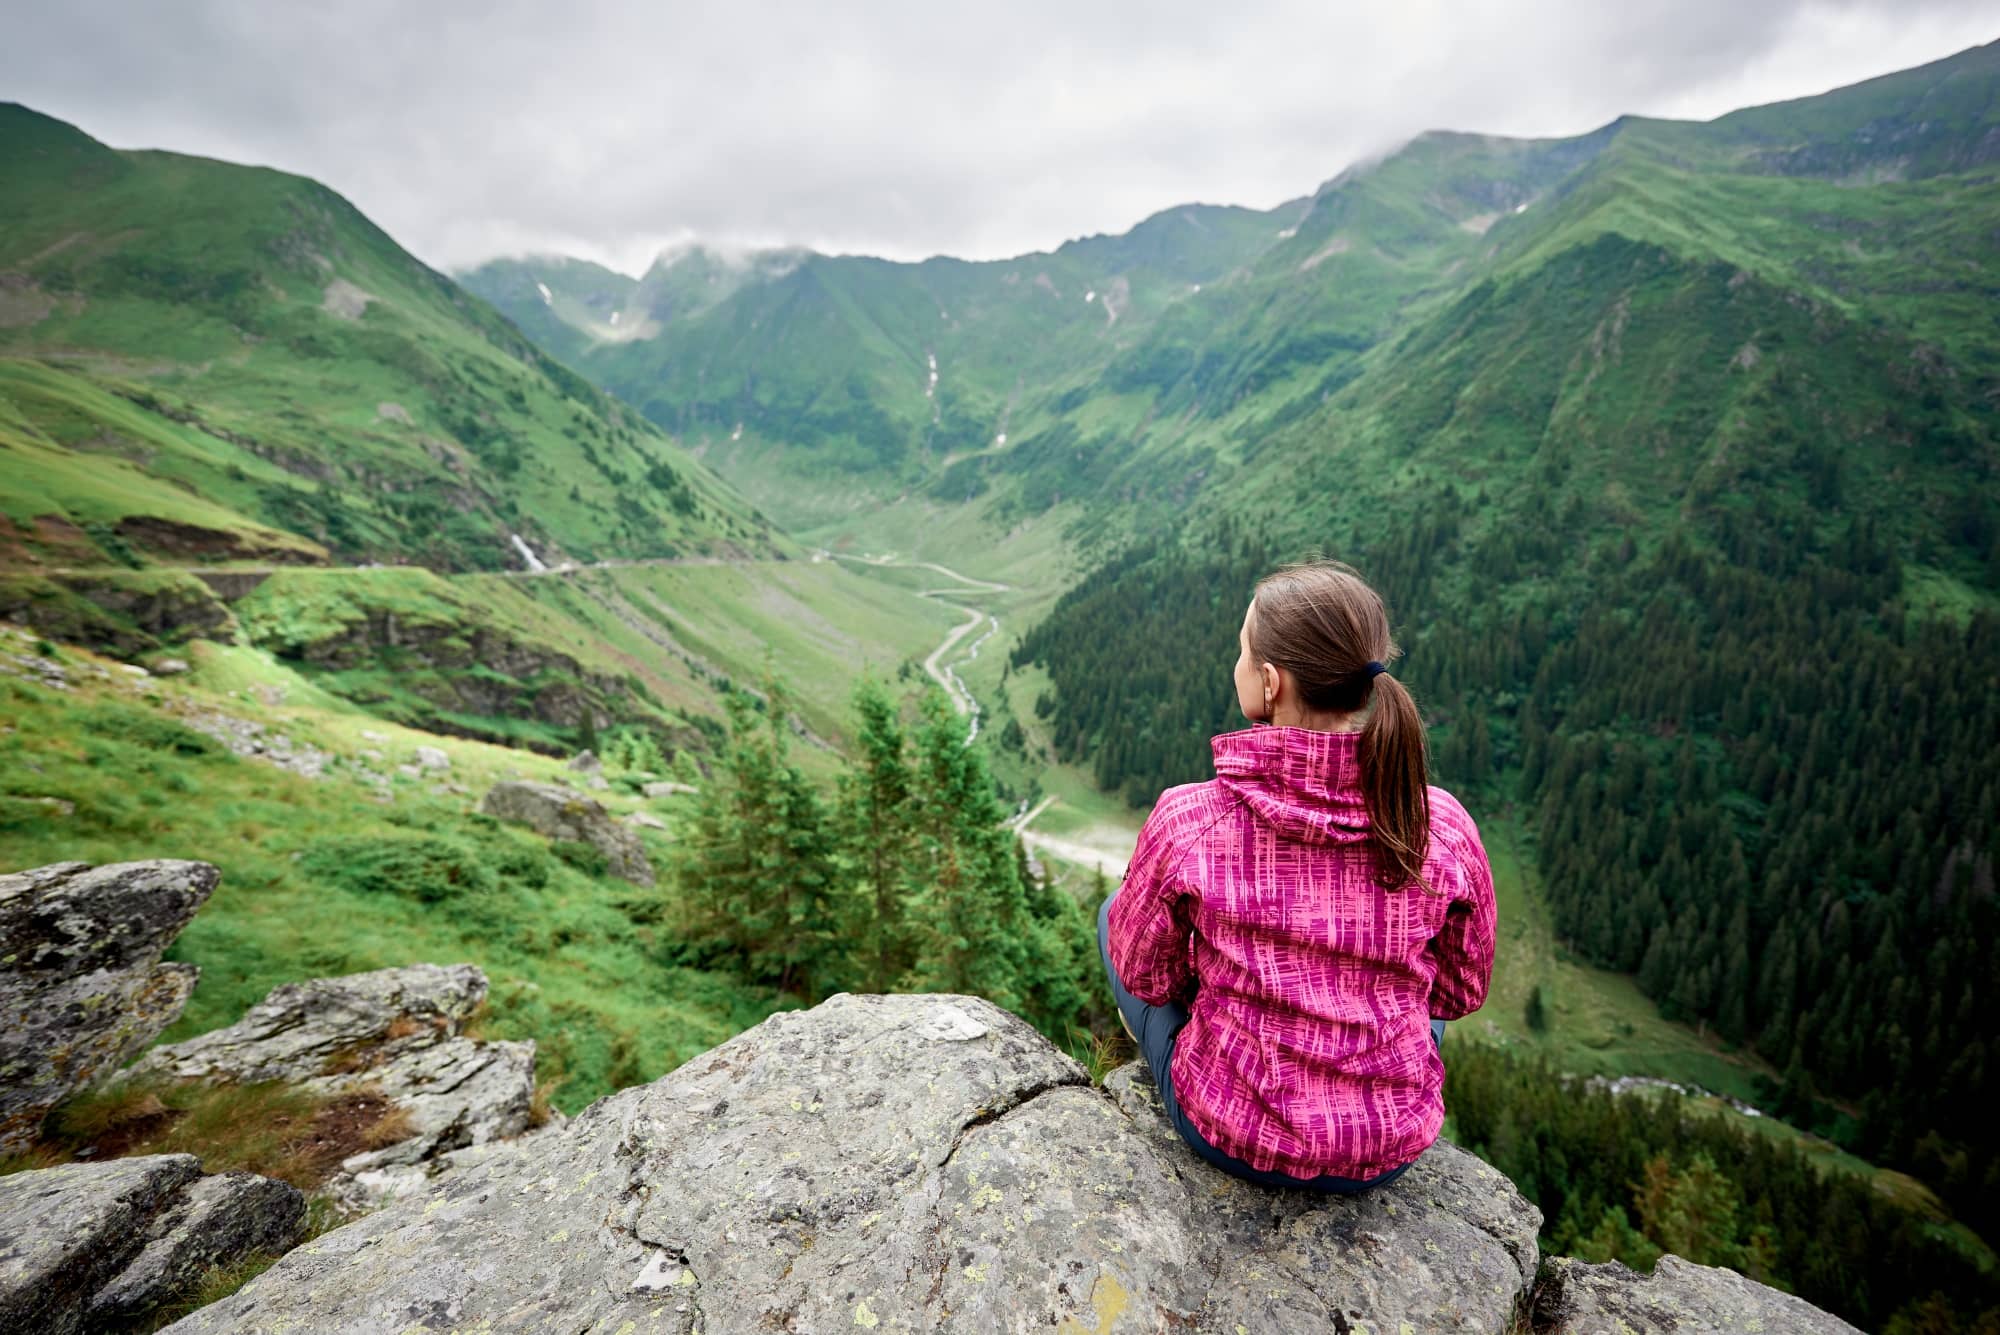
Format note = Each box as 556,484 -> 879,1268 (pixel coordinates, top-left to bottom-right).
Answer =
1100,560 -> 1495,1192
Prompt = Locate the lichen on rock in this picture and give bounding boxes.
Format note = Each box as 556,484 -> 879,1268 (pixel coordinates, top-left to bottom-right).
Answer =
122,962 -> 536,1205
162,993 -> 1546,1334
0,1153 -> 305,1335
479,778 -> 655,885
0,859 -> 217,1152
1532,1252 -> 1864,1334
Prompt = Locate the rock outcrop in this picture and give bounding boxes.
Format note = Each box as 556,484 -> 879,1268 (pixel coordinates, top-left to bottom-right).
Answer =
0,1153 -> 304,1334
479,779 -> 656,885
1532,1253 -> 1863,1334
164,993 -> 1542,1334
124,963 -> 535,1199
0,860 -> 217,1152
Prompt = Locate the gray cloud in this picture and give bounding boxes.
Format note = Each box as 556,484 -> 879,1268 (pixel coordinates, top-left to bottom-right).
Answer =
3,0 -> 1994,272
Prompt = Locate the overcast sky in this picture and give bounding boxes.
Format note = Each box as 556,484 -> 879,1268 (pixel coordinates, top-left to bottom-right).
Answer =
5,1 -> 1994,275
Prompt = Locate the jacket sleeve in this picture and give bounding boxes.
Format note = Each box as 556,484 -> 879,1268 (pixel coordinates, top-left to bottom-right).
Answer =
1106,800 -> 1196,1006
1427,825 -> 1497,1020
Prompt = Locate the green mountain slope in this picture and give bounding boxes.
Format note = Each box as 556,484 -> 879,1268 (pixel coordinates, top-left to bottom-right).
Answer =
1008,38 -> 2000,1275
0,104 -> 781,572
459,203 -> 1310,524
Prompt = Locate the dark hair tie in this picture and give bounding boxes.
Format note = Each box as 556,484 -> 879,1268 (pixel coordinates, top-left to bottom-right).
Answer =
1365,661 -> 1387,679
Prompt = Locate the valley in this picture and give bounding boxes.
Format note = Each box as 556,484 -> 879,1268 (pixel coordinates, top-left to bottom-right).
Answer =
2,34 -> 1998,1333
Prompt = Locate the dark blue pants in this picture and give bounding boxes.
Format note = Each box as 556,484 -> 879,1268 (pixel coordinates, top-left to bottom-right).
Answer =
1097,894 -> 1439,1194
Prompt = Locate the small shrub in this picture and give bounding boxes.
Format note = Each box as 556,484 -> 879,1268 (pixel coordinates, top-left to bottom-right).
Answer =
493,842 -> 552,889
73,705 -> 220,757
551,839 -> 608,877
299,834 -> 496,903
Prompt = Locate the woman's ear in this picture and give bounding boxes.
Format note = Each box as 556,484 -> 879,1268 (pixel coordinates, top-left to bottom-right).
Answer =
1260,661 -> 1281,715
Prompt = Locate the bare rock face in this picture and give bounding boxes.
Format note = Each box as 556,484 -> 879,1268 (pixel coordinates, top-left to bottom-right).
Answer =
1102,1062 -> 1541,1332
1532,1254 -> 1862,1334
124,963 -> 535,1193
478,779 -> 655,885
0,860 -> 217,1152
0,1154 -> 304,1335
164,993 -> 1544,1334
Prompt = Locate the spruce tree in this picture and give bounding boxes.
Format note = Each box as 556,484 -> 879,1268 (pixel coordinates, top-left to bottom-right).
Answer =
903,689 -> 1030,1009
838,677 -> 916,991
672,679 -> 845,999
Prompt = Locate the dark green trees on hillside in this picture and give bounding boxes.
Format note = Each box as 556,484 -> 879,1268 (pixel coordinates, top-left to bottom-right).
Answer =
1015,502 -> 2000,1249
1448,1043 -> 2000,1333
673,676 -> 1100,1044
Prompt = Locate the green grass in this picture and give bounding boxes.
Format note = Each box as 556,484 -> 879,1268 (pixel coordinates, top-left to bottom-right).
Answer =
0,626 -> 780,1112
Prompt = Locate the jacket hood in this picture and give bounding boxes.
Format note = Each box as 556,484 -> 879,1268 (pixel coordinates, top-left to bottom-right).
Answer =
1211,724 -> 1371,845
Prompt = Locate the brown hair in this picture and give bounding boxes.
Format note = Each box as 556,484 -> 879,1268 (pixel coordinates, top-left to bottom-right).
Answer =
1249,560 -> 1431,891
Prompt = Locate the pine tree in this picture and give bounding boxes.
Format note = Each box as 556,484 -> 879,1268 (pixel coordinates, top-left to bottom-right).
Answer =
838,678 -> 916,991
672,680 -> 845,999
903,689 -> 1031,1009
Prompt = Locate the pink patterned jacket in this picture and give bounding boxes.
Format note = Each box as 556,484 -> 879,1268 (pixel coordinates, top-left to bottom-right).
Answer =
1107,724 -> 1496,1179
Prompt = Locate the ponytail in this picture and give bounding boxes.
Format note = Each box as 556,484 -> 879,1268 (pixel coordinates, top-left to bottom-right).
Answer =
1250,559 -> 1433,891
1359,672 -> 1431,891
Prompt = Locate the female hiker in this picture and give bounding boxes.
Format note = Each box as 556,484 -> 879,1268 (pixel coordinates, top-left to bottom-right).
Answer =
1099,560 -> 1495,1192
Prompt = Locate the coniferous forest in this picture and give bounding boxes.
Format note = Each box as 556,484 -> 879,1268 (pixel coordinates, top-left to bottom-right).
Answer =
1016,491 -> 2000,1330
671,676 -> 1104,1046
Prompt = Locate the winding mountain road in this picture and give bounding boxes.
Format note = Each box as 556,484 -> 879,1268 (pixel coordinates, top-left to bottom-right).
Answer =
824,551 -> 1006,743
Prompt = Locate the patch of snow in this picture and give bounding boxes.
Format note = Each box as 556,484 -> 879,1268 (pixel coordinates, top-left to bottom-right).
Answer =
1276,227 -> 1298,239
1190,283 -> 1202,293
535,281 -> 553,306
1084,291 -> 1096,303
994,433 -> 1006,446
509,533 -> 547,573
609,310 -> 621,325
1514,201 -> 1530,214
731,423 -> 743,441
925,352 -> 939,399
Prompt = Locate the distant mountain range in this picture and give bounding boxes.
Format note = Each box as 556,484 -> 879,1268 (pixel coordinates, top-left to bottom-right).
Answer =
461,38 -> 2000,542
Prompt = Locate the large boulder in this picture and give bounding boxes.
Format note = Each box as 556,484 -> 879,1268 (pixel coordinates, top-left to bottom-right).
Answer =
479,780 -> 655,885
124,963 -> 535,1190
1532,1253 -> 1862,1334
0,1153 -> 304,1335
0,860 -> 217,1152
165,993 -> 1540,1334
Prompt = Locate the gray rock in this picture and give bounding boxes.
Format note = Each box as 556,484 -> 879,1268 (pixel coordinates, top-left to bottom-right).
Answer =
0,860 -> 216,1152
90,1171 -> 306,1324
1533,1253 -> 1862,1334
622,810 -> 669,831
642,780 -> 697,799
1103,1062 -> 1540,1333
152,657 -> 190,676
411,745 -> 450,771
567,748 -> 602,773
126,964 -> 535,1178
478,780 -> 655,885
164,993 -> 1542,1334
0,1154 -> 303,1335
